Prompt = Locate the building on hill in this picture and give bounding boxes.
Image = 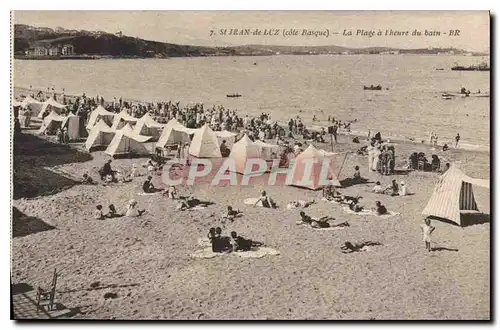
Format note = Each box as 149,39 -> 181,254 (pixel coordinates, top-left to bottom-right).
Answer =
25,43 -> 74,56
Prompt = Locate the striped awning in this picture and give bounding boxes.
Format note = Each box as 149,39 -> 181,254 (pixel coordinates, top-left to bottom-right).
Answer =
422,164 -> 489,225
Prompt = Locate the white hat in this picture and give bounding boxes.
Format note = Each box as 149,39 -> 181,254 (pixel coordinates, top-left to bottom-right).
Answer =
400,181 -> 405,185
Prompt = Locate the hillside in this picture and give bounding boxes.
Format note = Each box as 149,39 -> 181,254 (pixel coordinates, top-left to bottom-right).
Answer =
13,24 -> 486,58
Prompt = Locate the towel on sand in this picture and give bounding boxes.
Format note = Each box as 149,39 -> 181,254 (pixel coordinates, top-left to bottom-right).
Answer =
244,197 -> 276,208
137,191 -> 162,196
342,207 -> 400,218
177,204 -> 208,211
190,246 -> 280,259
192,238 -> 279,259
295,220 -> 349,231
286,200 -> 314,210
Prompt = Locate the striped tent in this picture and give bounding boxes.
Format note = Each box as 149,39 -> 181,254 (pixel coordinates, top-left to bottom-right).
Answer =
422,164 -> 490,226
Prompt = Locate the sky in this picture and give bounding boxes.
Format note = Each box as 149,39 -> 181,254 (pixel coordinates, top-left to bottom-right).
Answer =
13,11 -> 490,52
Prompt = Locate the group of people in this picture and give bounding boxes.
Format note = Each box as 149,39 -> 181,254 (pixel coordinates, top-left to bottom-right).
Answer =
94,199 -> 145,219
408,152 -> 442,172
207,227 -> 263,253
372,179 -> 408,196
367,138 -> 396,175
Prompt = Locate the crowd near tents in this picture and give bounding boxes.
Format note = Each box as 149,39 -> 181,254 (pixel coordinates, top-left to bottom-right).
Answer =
12,97 -> 357,191
288,145 -> 342,190
38,97 -> 67,118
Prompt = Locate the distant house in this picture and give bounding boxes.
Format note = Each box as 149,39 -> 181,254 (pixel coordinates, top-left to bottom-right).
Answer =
26,45 -> 50,56
61,44 -> 74,55
26,43 -> 74,56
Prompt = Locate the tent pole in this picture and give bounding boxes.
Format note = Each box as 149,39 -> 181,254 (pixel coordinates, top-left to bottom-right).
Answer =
336,152 -> 349,178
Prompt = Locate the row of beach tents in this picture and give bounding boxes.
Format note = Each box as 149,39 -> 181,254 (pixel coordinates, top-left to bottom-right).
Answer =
14,96 -> 67,119
16,97 -> 490,226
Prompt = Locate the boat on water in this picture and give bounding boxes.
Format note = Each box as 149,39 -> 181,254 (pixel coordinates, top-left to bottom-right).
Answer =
442,87 -> 489,98
226,93 -> 242,98
451,61 -> 490,71
436,68 -> 445,71
441,92 -> 490,98
363,85 -> 382,91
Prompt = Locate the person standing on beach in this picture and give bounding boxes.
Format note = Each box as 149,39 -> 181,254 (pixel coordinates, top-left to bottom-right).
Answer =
420,218 -> 435,252
455,133 -> 460,148
332,123 -> 338,143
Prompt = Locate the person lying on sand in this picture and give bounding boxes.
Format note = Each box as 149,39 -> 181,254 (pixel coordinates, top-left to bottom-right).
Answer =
81,173 -> 97,185
230,231 -> 263,252
253,190 -> 277,209
94,205 -> 105,220
106,204 -> 122,218
142,176 -> 162,194
177,196 -> 209,211
223,206 -> 242,221
348,200 -> 363,213
341,241 -> 382,253
375,201 -> 388,215
343,195 -> 362,205
125,200 -> 146,217
297,211 -> 332,228
287,199 -> 315,209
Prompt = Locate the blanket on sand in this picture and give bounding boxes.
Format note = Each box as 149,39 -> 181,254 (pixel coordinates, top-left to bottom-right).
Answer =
191,238 -> 280,259
137,191 -> 162,196
342,207 -> 400,218
243,197 -> 276,208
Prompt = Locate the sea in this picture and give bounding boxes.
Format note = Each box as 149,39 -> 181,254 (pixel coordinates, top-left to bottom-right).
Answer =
13,54 -> 490,151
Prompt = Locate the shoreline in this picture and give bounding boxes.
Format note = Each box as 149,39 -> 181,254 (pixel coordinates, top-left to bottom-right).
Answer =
13,85 -> 490,154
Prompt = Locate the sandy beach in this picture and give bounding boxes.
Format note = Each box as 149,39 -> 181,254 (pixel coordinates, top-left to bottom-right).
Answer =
11,88 -> 490,319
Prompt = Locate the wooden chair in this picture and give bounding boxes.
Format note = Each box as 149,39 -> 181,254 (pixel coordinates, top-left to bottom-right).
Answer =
36,269 -> 58,313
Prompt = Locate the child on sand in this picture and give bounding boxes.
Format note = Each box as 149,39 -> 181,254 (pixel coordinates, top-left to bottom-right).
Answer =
81,173 -> 96,185
375,201 -> 388,215
163,185 -> 177,199
94,205 -> 104,220
420,218 -> 436,252
372,181 -> 383,194
125,200 -> 146,217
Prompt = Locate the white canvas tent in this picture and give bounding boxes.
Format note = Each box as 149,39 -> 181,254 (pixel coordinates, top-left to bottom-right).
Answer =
157,118 -> 196,148
254,140 -> 280,160
422,164 -> 490,226
228,134 -> 263,174
189,124 -> 222,158
86,105 -> 116,130
133,113 -> 165,141
105,125 -> 152,157
21,96 -> 44,116
38,110 -> 66,135
287,144 -> 341,190
61,113 -> 88,141
84,120 -> 116,150
215,130 -> 238,149
110,109 -> 139,130
38,97 -> 67,118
